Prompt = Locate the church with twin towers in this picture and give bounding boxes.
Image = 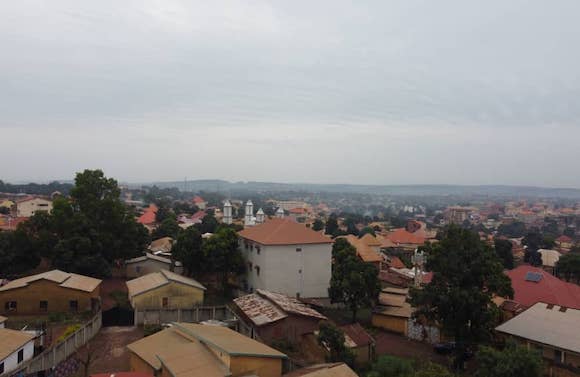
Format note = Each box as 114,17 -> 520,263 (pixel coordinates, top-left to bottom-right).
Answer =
222,199 -> 284,227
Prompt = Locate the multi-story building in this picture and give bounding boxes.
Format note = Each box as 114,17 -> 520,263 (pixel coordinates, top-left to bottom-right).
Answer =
238,218 -> 332,298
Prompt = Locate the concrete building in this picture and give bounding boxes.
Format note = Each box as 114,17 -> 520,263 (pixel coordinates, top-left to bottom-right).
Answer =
0,270 -> 101,315
127,323 -> 287,377
238,218 -> 333,298
15,197 -> 52,217
223,200 -> 233,225
126,270 -> 205,310
0,328 -> 35,375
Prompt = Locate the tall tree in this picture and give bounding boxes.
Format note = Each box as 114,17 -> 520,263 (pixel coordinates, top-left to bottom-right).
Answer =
410,225 -> 513,369
556,253 -> 580,283
316,322 -> 355,367
494,239 -> 514,269
329,239 -> 380,322
24,170 -> 150,277
152,218 -> 181,239
476,342 -> 542,377
312,219 -> 325,232
197,214 -> 219,234
325,214 -> 339,237
172,227 -> 203,277
203,227 -> 245,294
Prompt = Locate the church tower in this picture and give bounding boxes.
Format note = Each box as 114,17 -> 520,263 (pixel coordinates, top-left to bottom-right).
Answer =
256,208 -> 265,224
244,200 -> 255,227
223,200 -> 232,225
275,206 -> 285,219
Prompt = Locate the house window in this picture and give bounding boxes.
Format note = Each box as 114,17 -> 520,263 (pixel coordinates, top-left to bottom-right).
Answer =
40,301 -> 48,312
256,246 -> 261,255
0,361 -> 4,374
255,266 -> 260,276
554,350 -> 563,363
162,297 -> 169,308
18,349 -> 24,363
5,301 -> 16,312
296,247 -> 302,252
69,300 -> 78,312
136,266 -> 142,273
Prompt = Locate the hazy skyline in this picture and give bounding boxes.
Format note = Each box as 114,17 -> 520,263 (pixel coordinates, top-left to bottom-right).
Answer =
2,1 -> 580,187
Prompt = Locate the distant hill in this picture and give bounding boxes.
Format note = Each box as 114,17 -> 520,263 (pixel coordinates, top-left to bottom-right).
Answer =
141,180 -> 580,199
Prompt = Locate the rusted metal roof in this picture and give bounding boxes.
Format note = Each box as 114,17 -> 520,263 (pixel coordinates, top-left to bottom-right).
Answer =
233,289 -> 326,327
233,293 -> 288,326
257,290 -> 327,320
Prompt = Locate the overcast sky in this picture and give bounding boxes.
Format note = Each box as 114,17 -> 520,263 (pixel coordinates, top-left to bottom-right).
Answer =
2,1 -> 580,187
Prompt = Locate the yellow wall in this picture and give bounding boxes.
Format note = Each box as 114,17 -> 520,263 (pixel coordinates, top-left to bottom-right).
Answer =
130,282 -> 204,310
372,314 -> 408,335
230,356 -> 283,377
129,352 -> 157,375
0,279 -> 100,315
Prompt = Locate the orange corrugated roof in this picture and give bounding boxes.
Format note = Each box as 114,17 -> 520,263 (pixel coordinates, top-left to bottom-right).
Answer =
239,218 -> 332,245
138,210 -> 156,225
337,235 -> 382,263
385,228 -> 425,245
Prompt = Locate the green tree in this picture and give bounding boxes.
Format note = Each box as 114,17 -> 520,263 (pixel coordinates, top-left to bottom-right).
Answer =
203,227 -> 245,294
325,214 -> 339,237
316,322 -> 355,367
556,253 -> 580,283
23,169 -> 150,277
312,219 -> 325,232
494,239 -> 514,269
0,230 -> 41,277
152,218 -> 181,239
197,214 -> 219,234
359,226 -> 376,237
329,240 -> 380,322
476,341 -> 542,377
367,355 -> 414,377
410,225 -> 513,369
414,363 -> 453,377
172,227 -> 203,277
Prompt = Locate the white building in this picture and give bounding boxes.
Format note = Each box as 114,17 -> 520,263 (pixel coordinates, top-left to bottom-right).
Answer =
0,328 -> 35,375
223,200 -> 233,225
238,218 -> 332,298
15,197 -> 52,217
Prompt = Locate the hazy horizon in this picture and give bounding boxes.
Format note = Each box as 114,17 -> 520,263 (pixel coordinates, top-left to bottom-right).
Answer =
2,1 -> 580,187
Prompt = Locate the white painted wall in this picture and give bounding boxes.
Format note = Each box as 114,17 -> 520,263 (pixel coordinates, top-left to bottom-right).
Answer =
16,198 -> 52,217
0,339 -> 34,374
243,240 -> 331,298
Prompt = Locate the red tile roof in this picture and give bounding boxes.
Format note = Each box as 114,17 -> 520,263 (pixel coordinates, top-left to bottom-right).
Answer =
385,228 -> 425,245
193,195 -> 205,204
239,218 -> 332,246
389,256 -> 406,269
138,210 -> 156,225
289,207 -> 308,214
505,265 -> 580,309
191,211 -> 207,221
0,216 -> 29,231
557,235 -> 573,243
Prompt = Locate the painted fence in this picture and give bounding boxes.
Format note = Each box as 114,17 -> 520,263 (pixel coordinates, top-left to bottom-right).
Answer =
134,305 -> 237,325
1,311 -> 102,377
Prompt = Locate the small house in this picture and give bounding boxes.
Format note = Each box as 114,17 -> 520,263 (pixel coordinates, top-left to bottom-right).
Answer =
233,289 -> 327,343
0,328 -> 35,375
125,253 -> 183,278
0,270 -> 101,315
126,270 -> 205,310
127,322 -> 287,377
